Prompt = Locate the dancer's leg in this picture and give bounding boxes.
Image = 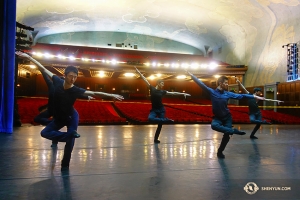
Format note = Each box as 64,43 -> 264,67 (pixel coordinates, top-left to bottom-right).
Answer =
61,110 -> 79,170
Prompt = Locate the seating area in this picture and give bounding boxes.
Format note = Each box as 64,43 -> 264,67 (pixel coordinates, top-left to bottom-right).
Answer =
261,110 -> 300,124
74,101 -> 127,124
114,102 -> 210,123
17,97 -> 300,125
17,97 -> 127,125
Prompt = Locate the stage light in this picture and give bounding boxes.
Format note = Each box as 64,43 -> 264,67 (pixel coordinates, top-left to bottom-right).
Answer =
124,73 -> 135,77
98,71 -> 105,77
191,63 -> 199,69
177,75 -> 186,79
36,52 -> 43,57
111,59 -> 117,65
69,56 -> 75,60
149,75 -> 155,80
209,62 -> 218,69
200,64 -> 207,68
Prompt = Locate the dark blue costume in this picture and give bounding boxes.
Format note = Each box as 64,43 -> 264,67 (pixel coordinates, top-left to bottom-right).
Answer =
190,74 -> 255,157
148,85 -> 172,142
41,75 -> 86,169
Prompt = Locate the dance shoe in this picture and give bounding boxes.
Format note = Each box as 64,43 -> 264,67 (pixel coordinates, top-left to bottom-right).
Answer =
71,130 -> 80,138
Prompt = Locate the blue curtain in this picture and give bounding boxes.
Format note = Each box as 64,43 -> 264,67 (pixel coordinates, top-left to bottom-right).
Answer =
0,0 -> 16,133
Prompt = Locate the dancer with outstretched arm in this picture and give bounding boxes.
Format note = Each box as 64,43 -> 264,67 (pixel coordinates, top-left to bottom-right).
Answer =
186,71 -> 266,158
135,67 -> 190,143
236,78 -> 274,139
34,64 -> 94,147
16,51 -> 124,171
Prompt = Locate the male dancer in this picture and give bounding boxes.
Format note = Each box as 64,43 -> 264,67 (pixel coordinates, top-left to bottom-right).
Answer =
186,71 -> 266,158
236,78 -> 271,139
34,67 -> 94,147
16,51 -> 124,170
135,67 -> 191,143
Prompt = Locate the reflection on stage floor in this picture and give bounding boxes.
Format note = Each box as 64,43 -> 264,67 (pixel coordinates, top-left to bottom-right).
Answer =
0,124 -> 299,199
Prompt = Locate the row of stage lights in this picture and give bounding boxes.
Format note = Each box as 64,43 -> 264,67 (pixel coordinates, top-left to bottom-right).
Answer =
31,52 -> 219,70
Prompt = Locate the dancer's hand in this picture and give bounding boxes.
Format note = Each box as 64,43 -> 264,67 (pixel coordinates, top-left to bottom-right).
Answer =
15,51 -> 30,58
185,70 -> 192,76
87,96 -> 95,101
183,93 -> 191,99
110,94 -> 124,101
235,77 -> 240,83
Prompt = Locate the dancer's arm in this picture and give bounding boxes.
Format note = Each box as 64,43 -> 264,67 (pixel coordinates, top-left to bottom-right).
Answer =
15,51 -> 54,78
166,91 -> 191,98
134,66 -> 151,87
235,77 -> 250,94
253,95 -> 266,101
185,70 -> 212,93
84,91 -> 124,101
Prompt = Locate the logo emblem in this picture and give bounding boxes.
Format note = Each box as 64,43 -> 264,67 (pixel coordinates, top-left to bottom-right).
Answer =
244,182 -> 259,195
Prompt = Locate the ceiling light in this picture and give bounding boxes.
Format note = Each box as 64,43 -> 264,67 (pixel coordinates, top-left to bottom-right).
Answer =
191,63 -> 199,69
177,75 -> 186,79
111,59 -> 117,64
209,62 -> 218,69
156,74 -> 161,77
98,71 -> 105,77
36,52 -> 43,57
214,75 -> 220,78
149,75 -> 155,80
200,64 -> 208,68
124,73 -> 135,77
69,56 -> 75,60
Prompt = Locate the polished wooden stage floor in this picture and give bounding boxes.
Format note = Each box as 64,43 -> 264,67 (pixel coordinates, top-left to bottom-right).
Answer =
0,124 -> 299,199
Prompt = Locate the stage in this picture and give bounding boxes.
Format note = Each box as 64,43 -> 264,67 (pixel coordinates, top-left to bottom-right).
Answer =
0,124 -> 299,199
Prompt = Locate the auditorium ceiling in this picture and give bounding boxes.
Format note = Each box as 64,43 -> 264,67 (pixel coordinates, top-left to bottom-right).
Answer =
16,0 -> 300,85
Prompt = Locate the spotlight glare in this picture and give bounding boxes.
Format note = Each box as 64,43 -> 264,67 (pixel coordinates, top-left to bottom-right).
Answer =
149,75 -> 155,80
69,56 -> 75,60
111,59 -> 117,65
191,63 -> 199,69
200,64 -> 208,68
124,72 -> 135,77
176,75 -> 186,79
209,62 -> 218,69
98,71 -> 105,77
36,52 -> 43,57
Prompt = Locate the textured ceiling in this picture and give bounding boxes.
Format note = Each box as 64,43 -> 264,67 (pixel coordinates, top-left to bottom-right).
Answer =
16,0 -> 300,85
16,0 -> 290,53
